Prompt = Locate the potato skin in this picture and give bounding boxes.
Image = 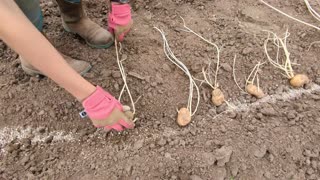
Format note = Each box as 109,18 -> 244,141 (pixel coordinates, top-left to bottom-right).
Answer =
245,84 -> 265,99
211,88 -> 225,106
124,111 -> 134,120
177,108 -> 191,127
290,74 -> 310,88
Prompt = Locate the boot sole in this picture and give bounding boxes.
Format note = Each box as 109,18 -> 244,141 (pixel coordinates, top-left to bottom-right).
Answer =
63,23 -> 114,49
22,64 -> 92,77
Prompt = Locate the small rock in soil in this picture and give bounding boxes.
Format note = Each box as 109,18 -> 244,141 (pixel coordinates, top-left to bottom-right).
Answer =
112,71 -> 121,78
37,127 -> 46,134
242,47 -> 253,55
227,111 -> 237,119
310,94 -> 320,100
212,167 -> 227,180
230,163 -> 239,176
311,160 -> 317,169
101,69 -> 112,77
128,71 -> 145,80
125,164 -> 133,174
21,156 -> 30,165
309,174 -> 317,180
221,63 -> 232,72
264,171 -> 272,179
202,152 -> 216,166
162,64 -> 172,72
164,152 -> 171,159
306,168 -> 314,175
287,110 -> 296,119
157,138 -> 167,146
247,125 -> 255,131
133,139 -> 144,150
38,110 -> 45,116
260,105 -> 277,116
220,125 -> 227,133
44,136 -> 54,144
216,104 -> 227,114
216,146 -> 233,166
254,146 -> 267,158
190,175 -> 203,180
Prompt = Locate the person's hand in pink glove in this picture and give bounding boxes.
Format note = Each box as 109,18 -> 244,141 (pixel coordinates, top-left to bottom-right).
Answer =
82,86 -> 134,132
108,2 -> 133,41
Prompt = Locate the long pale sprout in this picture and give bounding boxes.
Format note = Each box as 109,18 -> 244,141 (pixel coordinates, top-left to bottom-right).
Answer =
304,0 -> 320,22
260,0 -> 320,31
180,16 -> 221,88
154,27 -> 200,116
246,62 -> 265,87
115,40 -> 136,114
263,30 -> 294,79
232,54 -> 246,93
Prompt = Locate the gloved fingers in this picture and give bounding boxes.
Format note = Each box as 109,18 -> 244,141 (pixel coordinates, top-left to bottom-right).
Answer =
119,119 -> 134,129
116,29 -> 130,42
122,105 -> 131,112
115,28 -> 131,41
104,126 -> 112,132
110,124 -> 124,131
114,20 -> 133,41
90,108 -> 125,127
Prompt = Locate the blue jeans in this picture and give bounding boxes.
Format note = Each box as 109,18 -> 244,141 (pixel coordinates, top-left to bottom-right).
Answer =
14,0 -> 81,31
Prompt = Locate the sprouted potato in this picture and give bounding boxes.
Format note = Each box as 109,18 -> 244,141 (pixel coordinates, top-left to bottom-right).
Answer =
289,74 -> 310,87
177,108 -> 191,127
264,30 -> 310,88
211,88 -> 225,106
154,27 -> 200,127
245,84 -> 265,99
245,62 -> 266,99
115,40 -> 137,121
180,17 -> 226,106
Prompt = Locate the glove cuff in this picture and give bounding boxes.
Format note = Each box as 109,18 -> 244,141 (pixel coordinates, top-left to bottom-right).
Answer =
109,3 -> 132,26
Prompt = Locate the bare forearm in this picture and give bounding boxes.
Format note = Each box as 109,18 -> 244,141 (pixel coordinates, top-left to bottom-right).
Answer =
0,0 -> 95,101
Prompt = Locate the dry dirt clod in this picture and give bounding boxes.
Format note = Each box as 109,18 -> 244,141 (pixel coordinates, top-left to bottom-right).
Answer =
260,105 -> 277,116
162,64 -> 172,72
254,146 -> 267,159
212,167 -> 227,180
190,175 -> 203,180
157,138 -> 167,146
112,71 -> 122,78
242,47 -> 253,55
44,136 -> 53,144
133,139 -> 144,150
202,152 -> 216,166
221,63 -> 232,72
216,146 -> 233,167
230,163 -> 240,177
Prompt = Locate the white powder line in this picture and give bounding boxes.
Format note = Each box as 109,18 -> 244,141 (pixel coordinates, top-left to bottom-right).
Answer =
227,83 -> 320,112
0,126 -> 75,154
1,84 -> 320,154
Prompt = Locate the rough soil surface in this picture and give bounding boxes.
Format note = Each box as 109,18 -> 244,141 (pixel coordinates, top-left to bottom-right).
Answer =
1,0 -> 320,179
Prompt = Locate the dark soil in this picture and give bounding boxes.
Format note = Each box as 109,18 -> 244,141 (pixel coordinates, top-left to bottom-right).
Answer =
1,0 -> 320,179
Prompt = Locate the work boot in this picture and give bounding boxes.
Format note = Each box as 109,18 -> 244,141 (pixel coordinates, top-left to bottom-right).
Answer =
56,0 -> 114,49
20,32 -> 92,76
20,54 -> 92,76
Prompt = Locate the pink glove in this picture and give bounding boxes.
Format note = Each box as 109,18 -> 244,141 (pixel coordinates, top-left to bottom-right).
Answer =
82,86 -> 134,132
108,3 -> 133,41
